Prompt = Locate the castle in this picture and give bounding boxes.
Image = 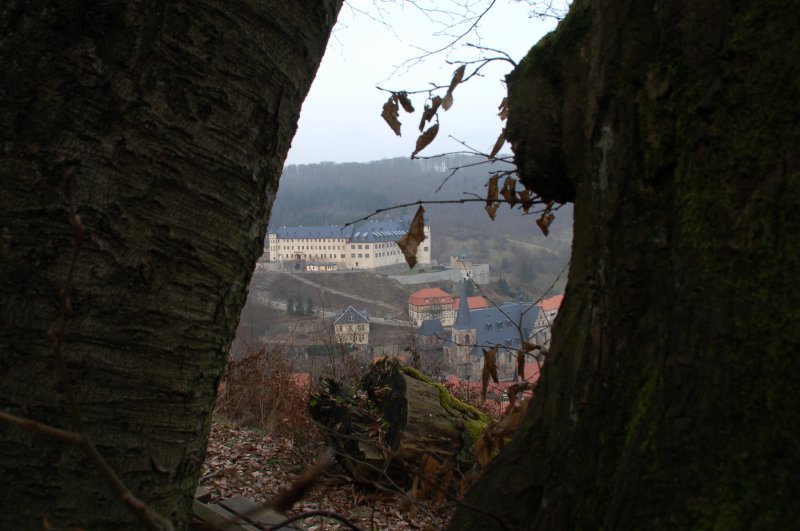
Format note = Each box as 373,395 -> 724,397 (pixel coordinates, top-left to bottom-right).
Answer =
266,216 -> 431,270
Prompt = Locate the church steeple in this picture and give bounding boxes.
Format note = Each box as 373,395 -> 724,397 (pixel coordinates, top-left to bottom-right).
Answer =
454,279 -> 472,330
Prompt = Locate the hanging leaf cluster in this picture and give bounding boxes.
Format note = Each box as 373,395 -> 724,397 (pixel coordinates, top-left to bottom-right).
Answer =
487,96 -> 510,159
380,65 -> 471,159
536,201 -> 556,236
418,95 -> 442,132
396,205 -> 426,269
482,173 -> 548,223
380,91 -> 415,137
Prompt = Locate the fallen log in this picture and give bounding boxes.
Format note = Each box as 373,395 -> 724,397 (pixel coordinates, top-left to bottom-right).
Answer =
309,358 -> 488,499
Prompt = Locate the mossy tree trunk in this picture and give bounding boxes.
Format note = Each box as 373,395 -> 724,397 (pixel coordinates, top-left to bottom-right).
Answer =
0,2 -> 341,529
310,360 -> 488,492
452,1 -> 799,529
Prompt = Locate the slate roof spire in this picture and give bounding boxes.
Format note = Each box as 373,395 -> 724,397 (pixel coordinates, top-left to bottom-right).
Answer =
453,279 -> 473,330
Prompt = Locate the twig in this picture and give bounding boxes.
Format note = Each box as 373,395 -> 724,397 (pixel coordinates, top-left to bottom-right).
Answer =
0,410 -> 83,445
342,195 -> 547,228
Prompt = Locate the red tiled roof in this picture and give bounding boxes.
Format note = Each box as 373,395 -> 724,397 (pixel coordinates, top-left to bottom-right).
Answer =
408,287 -> 454,306
537,294 -> 564,312
452,296 -> 491,310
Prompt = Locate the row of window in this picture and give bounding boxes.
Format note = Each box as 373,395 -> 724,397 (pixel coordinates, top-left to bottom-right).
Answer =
485,319 -> 514,331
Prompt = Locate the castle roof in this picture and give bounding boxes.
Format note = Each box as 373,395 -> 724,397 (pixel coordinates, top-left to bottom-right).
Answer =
270,216 -> 415,243
273,225 -> 348,239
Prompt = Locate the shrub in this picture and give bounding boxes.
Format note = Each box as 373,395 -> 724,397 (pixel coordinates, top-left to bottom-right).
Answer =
215,344 -> 317,441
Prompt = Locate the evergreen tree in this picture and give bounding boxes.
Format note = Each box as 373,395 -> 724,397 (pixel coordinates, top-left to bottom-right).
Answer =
305,296 -> 314,315
286,296 -> 295,315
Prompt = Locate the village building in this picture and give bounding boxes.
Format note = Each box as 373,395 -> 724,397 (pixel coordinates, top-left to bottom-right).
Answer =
333,306 -> 371,346
446,282 -> 539,381
532,294 -> 564,349
408,288 -> 454,326
416,319 -> 446,355
267,216 -> 431,270
305,261 -> 338,272
407,287 -> 490,326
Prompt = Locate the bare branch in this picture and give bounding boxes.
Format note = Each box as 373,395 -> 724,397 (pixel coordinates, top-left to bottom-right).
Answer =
0,410 -> 83,445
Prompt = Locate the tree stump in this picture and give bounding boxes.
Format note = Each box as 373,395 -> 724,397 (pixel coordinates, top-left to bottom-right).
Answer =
309,358 -> 488,497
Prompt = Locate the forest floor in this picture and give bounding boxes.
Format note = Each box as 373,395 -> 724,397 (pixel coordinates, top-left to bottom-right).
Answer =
201,421 -> 454,530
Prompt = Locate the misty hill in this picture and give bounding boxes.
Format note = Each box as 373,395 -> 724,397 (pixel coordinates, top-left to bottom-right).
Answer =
271,155 -> 572,296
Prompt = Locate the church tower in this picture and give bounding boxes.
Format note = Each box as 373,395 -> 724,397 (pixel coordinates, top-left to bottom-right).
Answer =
451,280 -> 477,379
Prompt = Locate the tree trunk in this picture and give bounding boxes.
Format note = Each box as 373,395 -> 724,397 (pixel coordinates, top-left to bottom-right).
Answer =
452,1 -> 799,529
310,359 -> 488,497
0,2 -> 341,529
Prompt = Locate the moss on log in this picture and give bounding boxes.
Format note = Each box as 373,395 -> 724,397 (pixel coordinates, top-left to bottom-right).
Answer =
309,359 -> 488,492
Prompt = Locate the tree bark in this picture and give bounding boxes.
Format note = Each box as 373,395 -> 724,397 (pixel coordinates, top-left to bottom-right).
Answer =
453,1 -> 800,529
0,2 -> 341,529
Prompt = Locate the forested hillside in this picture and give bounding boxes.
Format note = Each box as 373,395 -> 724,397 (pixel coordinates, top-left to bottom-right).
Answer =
271,155 -> 572,296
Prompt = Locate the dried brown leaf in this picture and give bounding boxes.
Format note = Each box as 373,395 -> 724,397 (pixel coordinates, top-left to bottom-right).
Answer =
472,424 -> 497,468
397,91 -> 415,113
410,454 -> 450,503
498,96 -> 509,121
486,175 -> 499,203
381,96 -> 402,136
516,350 -> 525,381
396,206 -> 426,269
270,449 -> 333,513
442,91 -> 454,111
489,128 -> 506,159
485,201 -> 499,220
418,96 -> 443,131
411,123 -> 439,159
507,382 -> 532,407
496,399 -> 529,438
448,64 -> 466,93
485,175 -> 500,220
522,341 -> 540,353
519,189 -> 535,213
481,346 -> 499,401
536,211 -> 556,236
500,175 -> 517,208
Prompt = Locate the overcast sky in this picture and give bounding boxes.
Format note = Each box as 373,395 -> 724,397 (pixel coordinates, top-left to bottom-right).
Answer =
285,1 -> 562,165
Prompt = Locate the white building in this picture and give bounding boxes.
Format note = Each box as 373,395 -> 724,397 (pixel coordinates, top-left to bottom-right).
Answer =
334,306 -> 371,346
267,216 -> 431,270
